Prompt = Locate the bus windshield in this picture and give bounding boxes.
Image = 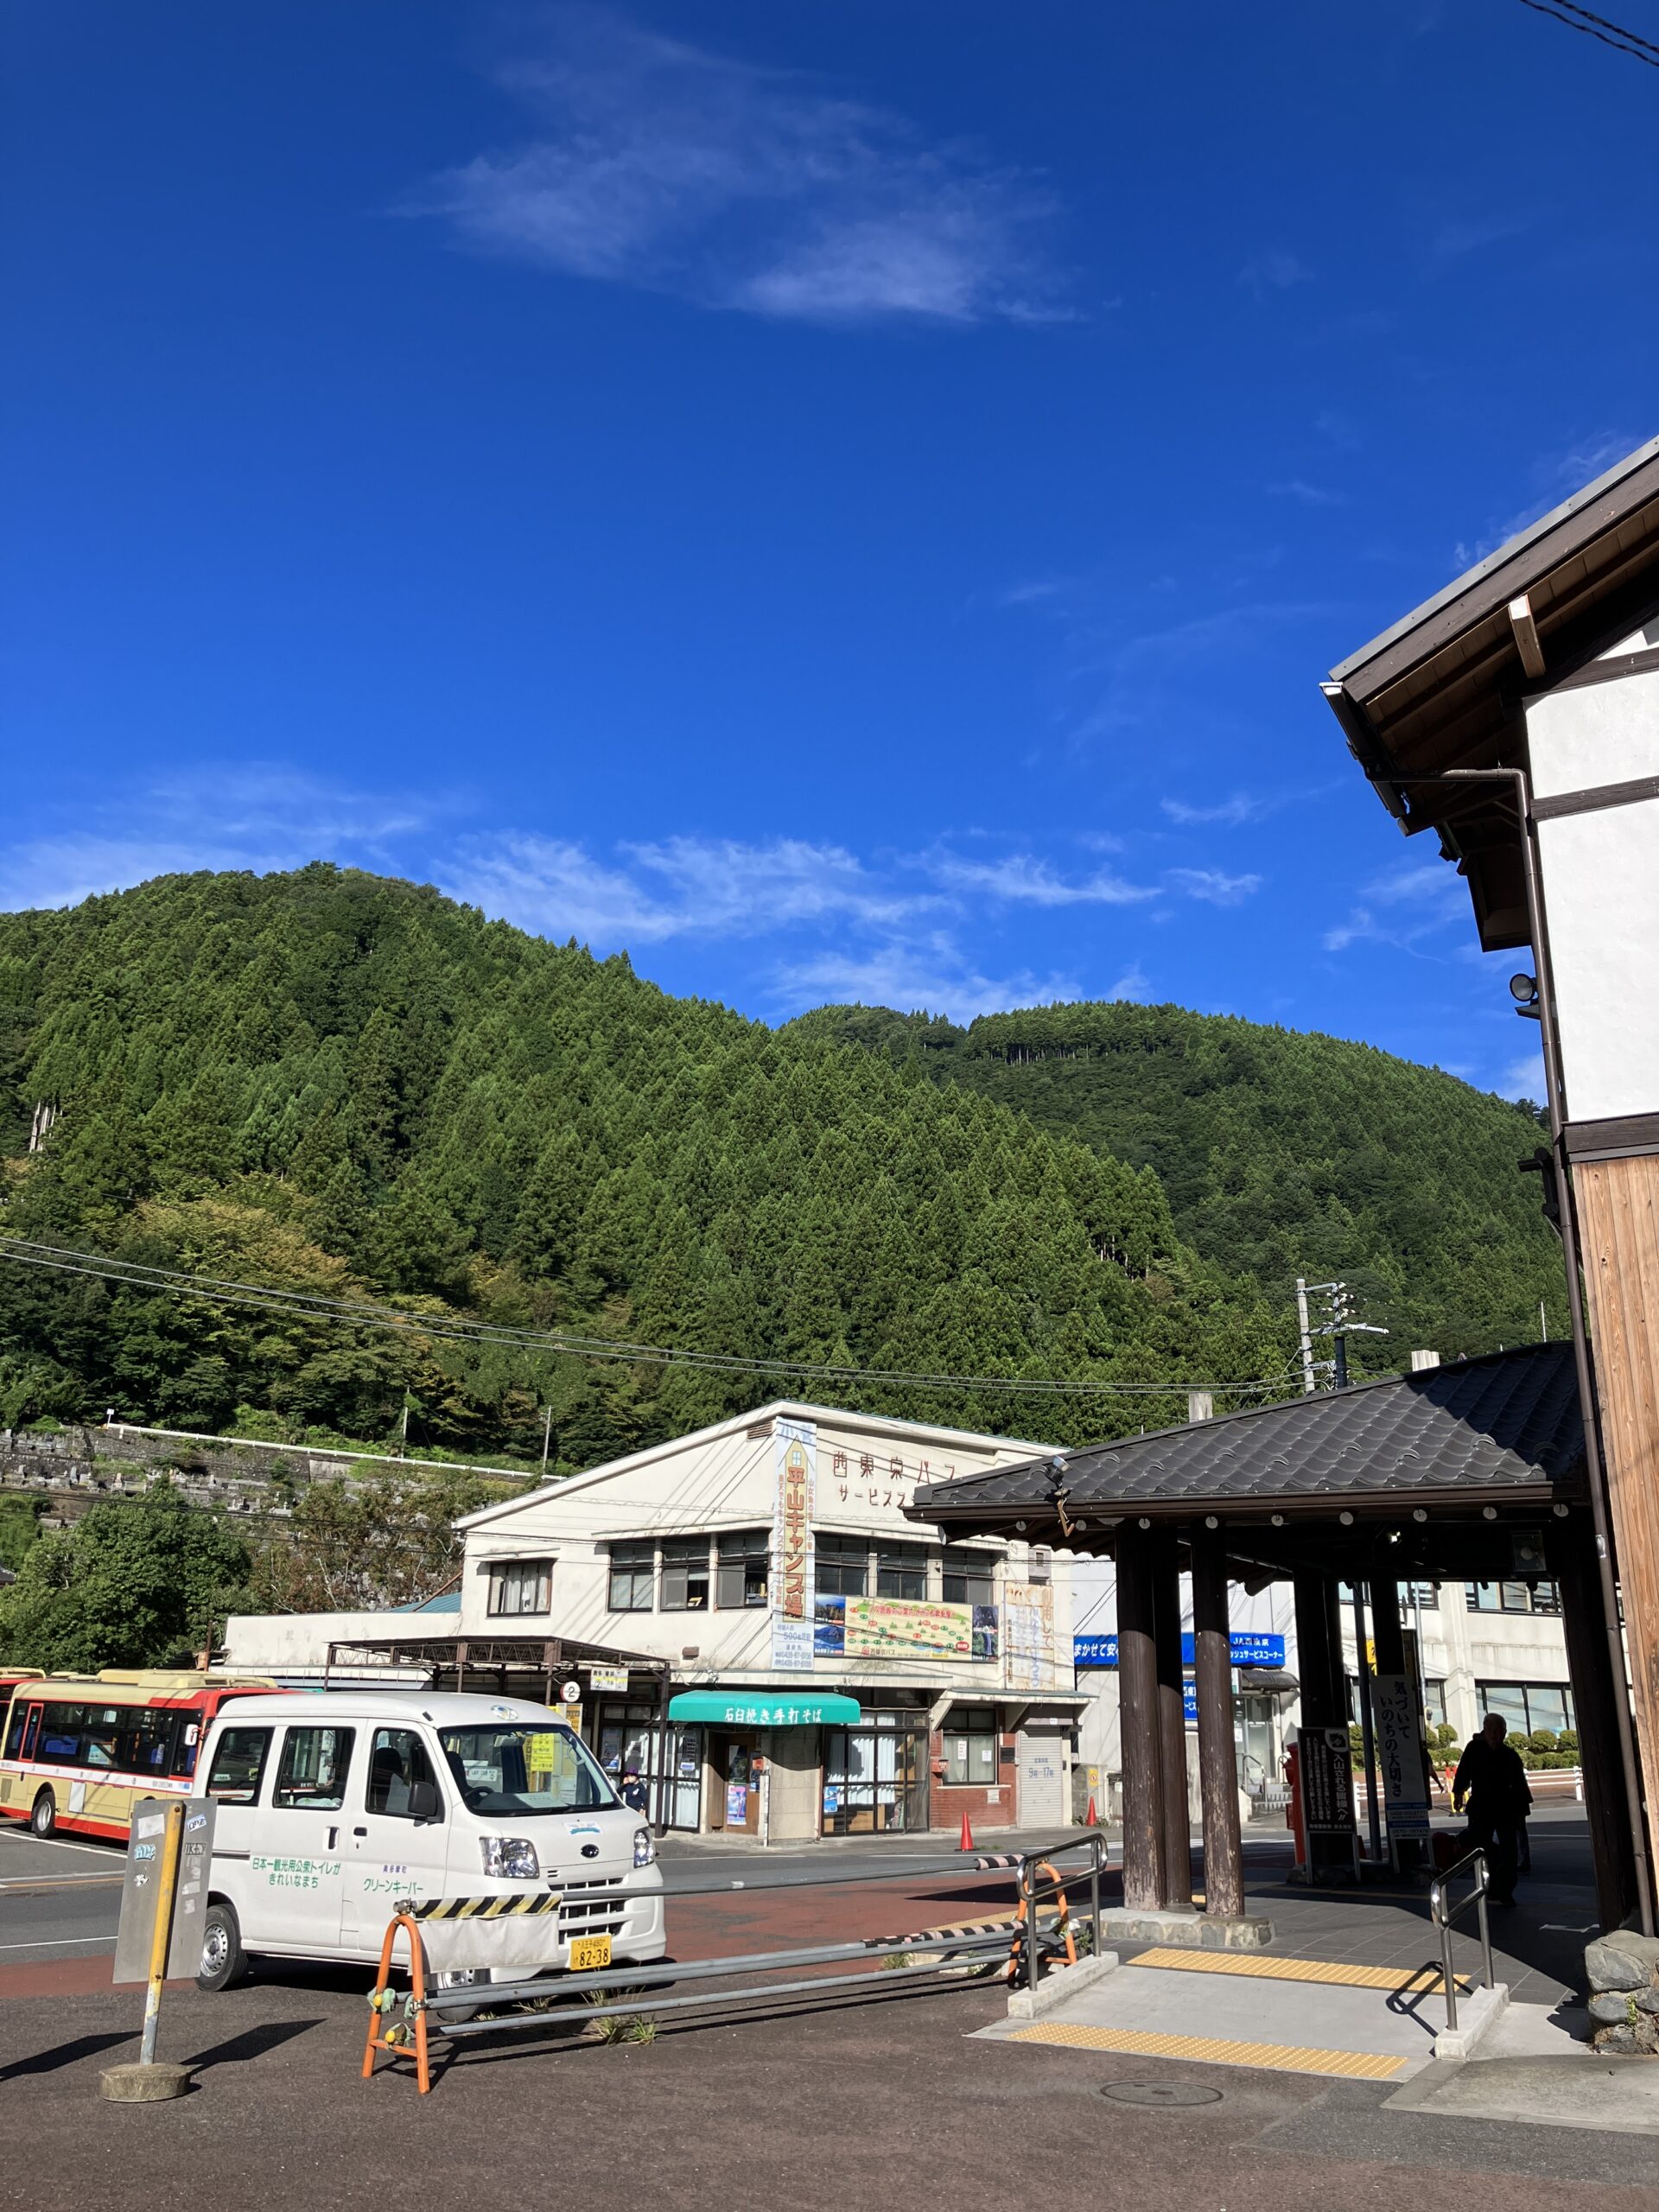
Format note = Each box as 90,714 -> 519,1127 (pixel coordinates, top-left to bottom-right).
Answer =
438,1725 -> 618,1817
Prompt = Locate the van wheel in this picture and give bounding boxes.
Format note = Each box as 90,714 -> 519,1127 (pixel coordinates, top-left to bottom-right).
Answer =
197,1901 -> 249,1993
29,1790 -> 55,1839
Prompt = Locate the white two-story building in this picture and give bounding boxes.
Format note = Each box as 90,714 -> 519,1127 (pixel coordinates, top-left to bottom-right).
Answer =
451,1401 -> 1084,1841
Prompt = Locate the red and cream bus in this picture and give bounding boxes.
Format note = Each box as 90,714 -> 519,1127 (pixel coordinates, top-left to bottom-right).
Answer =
0,1669 -> 276,1841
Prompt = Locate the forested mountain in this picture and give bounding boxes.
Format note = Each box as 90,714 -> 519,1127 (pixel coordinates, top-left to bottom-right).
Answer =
0,868 -> 1293,1466
786,1001 -> 1564,1362
0,869 -> 1562,1474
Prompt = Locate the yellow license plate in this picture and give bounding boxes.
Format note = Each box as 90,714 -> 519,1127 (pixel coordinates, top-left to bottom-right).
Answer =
569,1935 -> 612,1972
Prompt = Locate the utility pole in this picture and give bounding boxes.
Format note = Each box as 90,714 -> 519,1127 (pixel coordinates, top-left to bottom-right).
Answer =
1299,1279 -> 1388,1391
1295,1278 -> 1317,1395
540,1404 -> 554,1477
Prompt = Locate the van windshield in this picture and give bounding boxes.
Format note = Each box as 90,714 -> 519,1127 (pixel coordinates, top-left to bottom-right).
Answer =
438,1725 -> 618,1817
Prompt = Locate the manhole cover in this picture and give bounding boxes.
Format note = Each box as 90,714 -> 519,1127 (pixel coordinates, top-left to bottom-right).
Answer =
1100,2081 -> 1223,2107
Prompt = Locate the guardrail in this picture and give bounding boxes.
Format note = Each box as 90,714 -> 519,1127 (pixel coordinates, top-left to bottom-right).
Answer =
365,1831 -> 1106,2093
1427,1846 -> 1492,2032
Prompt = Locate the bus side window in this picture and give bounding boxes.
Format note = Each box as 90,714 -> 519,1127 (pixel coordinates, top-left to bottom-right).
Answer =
172,1717 -> 203,1779
20,1707 -> 41,1760
4,1704 -> 27,1759
206,1726 -> 274,1805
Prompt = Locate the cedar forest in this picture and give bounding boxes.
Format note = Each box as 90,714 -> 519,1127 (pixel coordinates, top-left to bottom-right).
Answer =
0,867 -> 1565,1662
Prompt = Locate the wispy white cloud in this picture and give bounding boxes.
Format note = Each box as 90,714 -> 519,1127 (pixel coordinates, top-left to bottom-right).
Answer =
769,934 -> 1079,1022
1452,432 -> 1639,568
1429,215 -> 1524,263
1165,867 -> 1262,906
1500,1047 -> 1546,1103
1104,963 -> 1152,1001
446,830 -> 936,944
410,12 -> 1065,327
0,766 -> 434,915
1322,861 -> 1468,954
1239,248 -> 1312,300
1160,791 -> 1265,828
927,852 -> 1156,907
1268,478 -> 1344,507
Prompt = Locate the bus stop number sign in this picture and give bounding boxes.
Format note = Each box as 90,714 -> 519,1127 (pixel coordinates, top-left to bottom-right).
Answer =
113,1796 -> 218,1987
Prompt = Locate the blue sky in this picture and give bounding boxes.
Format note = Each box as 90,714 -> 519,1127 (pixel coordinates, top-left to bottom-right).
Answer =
5,3 -> 1655,1099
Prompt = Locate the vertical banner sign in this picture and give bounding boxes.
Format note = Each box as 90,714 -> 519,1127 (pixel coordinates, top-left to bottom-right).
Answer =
771,1418 -> 816,1669
1003,1582 -> 1055,1690
1295,1727 -> 1357,1838
1371,1673 -> 1431,1840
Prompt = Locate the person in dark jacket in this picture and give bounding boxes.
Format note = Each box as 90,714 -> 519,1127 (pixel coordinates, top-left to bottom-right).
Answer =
1452,1713 -> 1533,1905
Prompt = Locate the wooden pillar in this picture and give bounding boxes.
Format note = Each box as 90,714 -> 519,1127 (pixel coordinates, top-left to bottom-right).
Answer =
1574,1154 -> 1659,1881
1153,1529 -> 1192,1908
1554,1515 -> 1639,1934
1292,1569 -> 1351,1876
1293,1571 -> 1342,1729
1115,1522 -> 1165,1911
1192,1525 -> 1243,1920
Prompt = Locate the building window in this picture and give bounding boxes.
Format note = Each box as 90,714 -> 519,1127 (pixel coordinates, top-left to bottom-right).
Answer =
715,1529 -> 769,1609
1466,1580 -> 1561,1616
1476,1681 -> 1575,1737
943,1707 -> 999,1786
661,1536 -> 711,1611
876,1541 -> 927,1602
487,1558 -> 553,1618
607,1541 -> 655,1613
1401,1581 -> 1439,1611
942,1548 -> 995,1607
1423,1679 -> 1448,1729
817,1534 -> 870,1599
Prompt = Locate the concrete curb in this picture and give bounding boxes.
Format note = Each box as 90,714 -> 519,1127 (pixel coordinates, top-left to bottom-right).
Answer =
1094,1910 -> 1274,1950
1007,1951 -> 1121,2020
1431,1980 -> 1510,2061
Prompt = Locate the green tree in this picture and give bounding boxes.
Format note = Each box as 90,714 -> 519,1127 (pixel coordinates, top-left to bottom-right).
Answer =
0,1494 -> 251,1671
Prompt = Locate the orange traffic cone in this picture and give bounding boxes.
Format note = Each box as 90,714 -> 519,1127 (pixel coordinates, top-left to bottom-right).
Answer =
958,1809 -> 975,1852
1084,1795 -> 1098,1827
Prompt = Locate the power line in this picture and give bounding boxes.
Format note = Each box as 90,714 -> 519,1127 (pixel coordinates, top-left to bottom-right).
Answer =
0,1234 -> 1298,1404
1511,0 -> 1659,68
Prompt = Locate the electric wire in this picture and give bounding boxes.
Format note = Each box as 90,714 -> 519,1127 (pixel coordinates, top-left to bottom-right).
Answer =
1511,0 -> 1659,67
0,1235 -> 1301,1403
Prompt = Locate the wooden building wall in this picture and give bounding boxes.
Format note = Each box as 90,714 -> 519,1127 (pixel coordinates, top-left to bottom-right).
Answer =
1574,1152 -> 1659,1802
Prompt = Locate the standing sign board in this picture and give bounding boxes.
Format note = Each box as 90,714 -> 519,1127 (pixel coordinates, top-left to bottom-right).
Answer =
1371,1673 -> 1431,1841
1294,1726 -> 1357,1838
113,1797 -> 217,1986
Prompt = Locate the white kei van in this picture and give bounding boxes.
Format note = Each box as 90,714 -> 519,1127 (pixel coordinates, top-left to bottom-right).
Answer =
192,1691 -> 665,1992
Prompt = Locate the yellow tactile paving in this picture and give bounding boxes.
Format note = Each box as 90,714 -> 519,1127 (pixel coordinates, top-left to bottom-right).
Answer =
1128,1947 -> 1459,1993
1009,2022 -> 1408,2080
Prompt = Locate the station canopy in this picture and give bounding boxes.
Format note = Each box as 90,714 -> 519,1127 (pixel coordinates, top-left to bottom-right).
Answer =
906,1343 -> 1586,1581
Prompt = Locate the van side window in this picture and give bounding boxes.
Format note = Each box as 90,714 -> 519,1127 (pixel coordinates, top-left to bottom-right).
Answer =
366,1729 -> 443,1821
271,1726 -> 355,1812
206,1726 -> 273,1804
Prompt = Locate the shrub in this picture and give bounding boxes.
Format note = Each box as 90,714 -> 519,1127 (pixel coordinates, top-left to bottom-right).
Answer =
1529,1729 -> 1559,1754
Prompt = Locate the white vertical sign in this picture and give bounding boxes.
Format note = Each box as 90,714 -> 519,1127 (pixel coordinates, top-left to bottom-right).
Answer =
770,1418 -> 816,1669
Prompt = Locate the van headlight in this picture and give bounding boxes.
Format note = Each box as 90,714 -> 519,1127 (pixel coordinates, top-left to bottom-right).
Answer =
633,1827 -> 655,1868
480,1836 -> 539,1880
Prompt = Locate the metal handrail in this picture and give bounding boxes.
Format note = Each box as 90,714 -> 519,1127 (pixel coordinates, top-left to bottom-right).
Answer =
1427,1847 -> 1492,2031
416,1832 -> 1107,2033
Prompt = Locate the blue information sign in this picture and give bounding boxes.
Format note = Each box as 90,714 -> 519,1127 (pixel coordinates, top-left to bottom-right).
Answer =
1072,1630 -> 1285,1669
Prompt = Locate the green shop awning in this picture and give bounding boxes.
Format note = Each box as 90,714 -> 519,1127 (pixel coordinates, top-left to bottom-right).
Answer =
668,1691 -> 862,1727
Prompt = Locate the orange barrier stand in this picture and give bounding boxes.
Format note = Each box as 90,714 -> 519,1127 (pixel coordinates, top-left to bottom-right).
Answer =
362,1912 -> 433,2097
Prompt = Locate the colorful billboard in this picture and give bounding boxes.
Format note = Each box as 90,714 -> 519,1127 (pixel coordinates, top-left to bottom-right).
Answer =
812,1594 -> 998,1662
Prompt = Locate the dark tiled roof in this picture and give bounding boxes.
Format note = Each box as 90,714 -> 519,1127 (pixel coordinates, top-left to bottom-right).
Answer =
912,1343 -> 1584,1517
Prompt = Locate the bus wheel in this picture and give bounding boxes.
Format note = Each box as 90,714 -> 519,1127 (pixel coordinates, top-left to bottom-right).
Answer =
197,1900 -> 249,1993
29,1790 -> 55,1839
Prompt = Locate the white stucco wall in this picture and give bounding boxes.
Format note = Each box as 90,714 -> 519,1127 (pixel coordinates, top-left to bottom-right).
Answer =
1527,634 -> 1659,1124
